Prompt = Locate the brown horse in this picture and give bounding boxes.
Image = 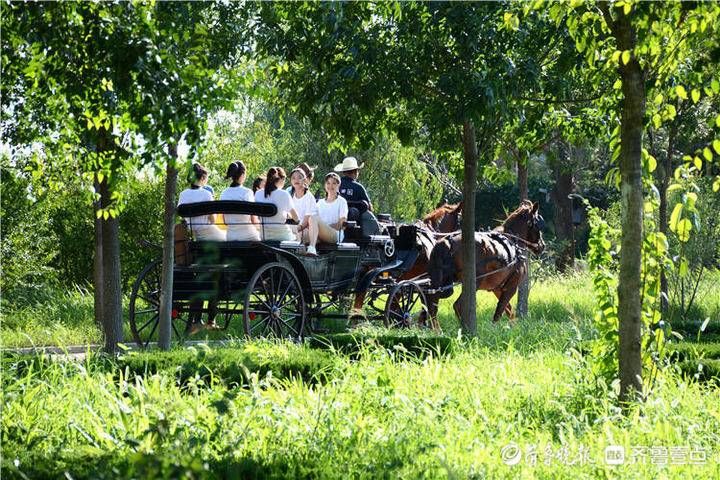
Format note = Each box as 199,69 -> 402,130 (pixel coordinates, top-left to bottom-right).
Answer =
351,202 -> 462,326
422,201 -> 463,233
426,200 -> 545,324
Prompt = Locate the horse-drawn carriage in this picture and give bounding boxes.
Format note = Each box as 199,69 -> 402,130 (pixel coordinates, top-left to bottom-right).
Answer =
128,200 -> 432,348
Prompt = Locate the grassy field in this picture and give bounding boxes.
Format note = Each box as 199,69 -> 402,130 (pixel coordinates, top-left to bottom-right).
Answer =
2,273 -> 719,478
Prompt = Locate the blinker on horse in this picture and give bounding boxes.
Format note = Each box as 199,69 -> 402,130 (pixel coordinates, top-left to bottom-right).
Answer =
426,200 -> 545,324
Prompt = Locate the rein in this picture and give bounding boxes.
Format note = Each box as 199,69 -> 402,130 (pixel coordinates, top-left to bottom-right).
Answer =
498,232 -> 541,252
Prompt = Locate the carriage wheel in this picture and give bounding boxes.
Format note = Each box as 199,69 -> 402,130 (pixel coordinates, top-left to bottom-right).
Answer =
384,281 -> 430,329
129,260 -> 189,348
243,262 -> 306,340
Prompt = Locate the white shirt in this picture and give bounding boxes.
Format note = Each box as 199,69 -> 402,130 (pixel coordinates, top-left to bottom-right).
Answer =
220,185 -> 254,225
317,196 -> 348,227
292,190 -> 318,220
255,188 -> 294,226
178,187 -> 214,230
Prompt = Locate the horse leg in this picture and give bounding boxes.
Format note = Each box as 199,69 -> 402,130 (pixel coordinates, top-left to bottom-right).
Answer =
420,294 -> 440,331
453,293 -> 463,322
492,286 -> 518,323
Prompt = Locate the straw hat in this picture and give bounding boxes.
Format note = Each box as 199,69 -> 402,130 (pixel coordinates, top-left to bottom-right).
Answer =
334,156 -> 364,172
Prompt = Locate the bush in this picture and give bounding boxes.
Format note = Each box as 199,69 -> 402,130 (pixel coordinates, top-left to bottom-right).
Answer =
307,329 -> 455,358
117,341 -> 344,386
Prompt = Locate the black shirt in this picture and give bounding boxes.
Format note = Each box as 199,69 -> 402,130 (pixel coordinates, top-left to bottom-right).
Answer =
339,175 -> 370,204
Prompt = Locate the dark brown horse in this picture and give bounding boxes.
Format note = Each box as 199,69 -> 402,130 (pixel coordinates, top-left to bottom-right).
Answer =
422,201 -> 463,233
351,202 -> 463,327
426,200 -> 545,324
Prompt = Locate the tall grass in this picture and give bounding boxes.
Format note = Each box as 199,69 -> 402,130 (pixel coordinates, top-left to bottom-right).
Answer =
2,339 -> 719,479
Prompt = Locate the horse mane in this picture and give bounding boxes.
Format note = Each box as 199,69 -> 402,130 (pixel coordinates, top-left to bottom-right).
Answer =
423,203 -> 451,223
497,200 -> 534,232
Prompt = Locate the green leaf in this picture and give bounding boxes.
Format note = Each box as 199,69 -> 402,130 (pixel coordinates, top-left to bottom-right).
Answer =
613,79 -> 622,90
653,93 -> 663,105
669,204 -> 683,232
679,258 -> 689,277
652,114 -> 662,129
694,157 -> 703,170
691,89 -> 700,103
713,177 -> 720,192
703,147 -> 713,162
713,139 -> 720,155
676,219 -> 692,242
675,85 -> 687,100
712,79 -> 720,94
646,154 -> 657,173
621,50 -> 631,65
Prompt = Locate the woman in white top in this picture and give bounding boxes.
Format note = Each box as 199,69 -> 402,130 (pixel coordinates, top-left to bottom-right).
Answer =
291,168 -> 320,255
177,163 -> 226,241
254,166 -> 299,242
316,172 -> 349,243
219,161 -> 260,241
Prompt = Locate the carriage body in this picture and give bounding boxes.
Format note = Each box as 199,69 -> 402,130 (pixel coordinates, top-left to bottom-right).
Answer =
128,201 -> 429,347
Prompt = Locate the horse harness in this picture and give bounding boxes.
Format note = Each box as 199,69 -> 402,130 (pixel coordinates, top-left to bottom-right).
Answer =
428,232 -> 527,295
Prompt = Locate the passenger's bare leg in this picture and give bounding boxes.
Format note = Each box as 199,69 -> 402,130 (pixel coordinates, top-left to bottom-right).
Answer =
307,215 -> 319,248
316,217 -> 340,243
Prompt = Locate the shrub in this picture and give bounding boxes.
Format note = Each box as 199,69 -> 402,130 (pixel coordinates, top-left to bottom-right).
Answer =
307,329 -> 455,358
117,341 -> 344,387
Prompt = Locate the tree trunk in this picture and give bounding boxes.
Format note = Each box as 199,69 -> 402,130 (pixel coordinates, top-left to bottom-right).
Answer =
616,12 -> 645,403
551,141 -> 575,272
460,120 -> 478,335
158,144 -> 179,350
93,174 -> 104,328
99,177 -> 123,353
516,158 -> 529,317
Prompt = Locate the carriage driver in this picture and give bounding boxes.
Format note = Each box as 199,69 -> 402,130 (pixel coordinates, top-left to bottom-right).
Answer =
335,156 -> 381,235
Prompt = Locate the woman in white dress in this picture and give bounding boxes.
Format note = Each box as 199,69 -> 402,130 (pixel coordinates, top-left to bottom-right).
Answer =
254,167 -> 299,241
290,168 -> 320,255
219,161 -> 260,241
177,163 -> 226,241
316,172 -> 349,243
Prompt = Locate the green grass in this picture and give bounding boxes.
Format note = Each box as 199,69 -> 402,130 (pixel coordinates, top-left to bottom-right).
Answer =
2,273 -> 719,478
2,337 -> 719,479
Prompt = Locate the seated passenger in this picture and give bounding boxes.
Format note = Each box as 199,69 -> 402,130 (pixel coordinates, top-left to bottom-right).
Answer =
219,161 -> 260,241
252,175 -> 266,194
254,167 -> 299,242
290,168 -> 319,255
335,156 -> 380,235
288,162 -> 320,199
177,163 -> 225,241
317,172 -> 349,244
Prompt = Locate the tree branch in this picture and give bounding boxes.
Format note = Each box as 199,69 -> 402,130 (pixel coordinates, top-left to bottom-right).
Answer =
597,1 -> 617,38
514,91 -> 611,105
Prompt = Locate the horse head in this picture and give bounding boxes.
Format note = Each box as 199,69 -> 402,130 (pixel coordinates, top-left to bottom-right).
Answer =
502,200 -> 545,255
437,201 -> 462,233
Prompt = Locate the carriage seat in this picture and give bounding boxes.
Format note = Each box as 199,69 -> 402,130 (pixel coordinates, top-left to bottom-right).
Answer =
316,242 -> 360,253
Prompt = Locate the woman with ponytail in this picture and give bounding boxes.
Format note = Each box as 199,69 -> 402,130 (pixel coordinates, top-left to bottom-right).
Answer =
254,166 -> 299,242
177,162 -> 225,241
290,168 -> 319,255
219,161 -> 260,241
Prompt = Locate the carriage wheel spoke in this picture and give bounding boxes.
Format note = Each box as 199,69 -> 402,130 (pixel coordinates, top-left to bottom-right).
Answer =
145,319 -> 159,345
251,293 -> 273,311
407,293 -> 420,313
137,314 -> 159,334
277,276 -> 294,305
277,292 -> 301,309
281,322 -> 299,337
